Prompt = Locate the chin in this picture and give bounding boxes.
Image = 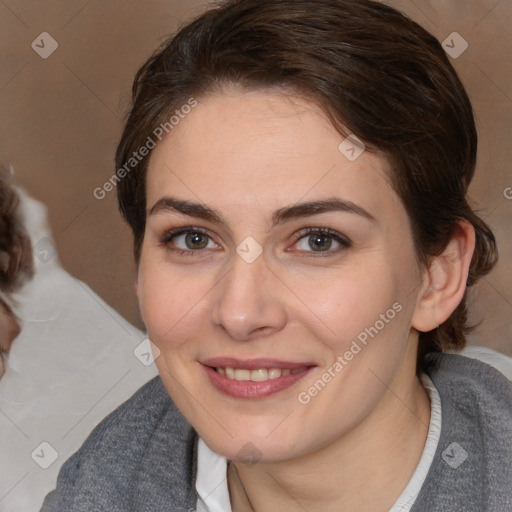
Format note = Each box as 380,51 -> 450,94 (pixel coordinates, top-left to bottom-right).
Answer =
199,420 -> 305,463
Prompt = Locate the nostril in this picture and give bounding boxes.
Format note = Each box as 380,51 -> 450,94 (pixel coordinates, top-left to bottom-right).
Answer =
247,326 -> 275,339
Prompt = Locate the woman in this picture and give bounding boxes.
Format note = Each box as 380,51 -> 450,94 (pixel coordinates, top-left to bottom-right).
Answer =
0,165 -> 33,377
41,0 -> 511,510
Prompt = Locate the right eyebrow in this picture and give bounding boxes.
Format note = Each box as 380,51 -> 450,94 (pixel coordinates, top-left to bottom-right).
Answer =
148,197 -> 225,224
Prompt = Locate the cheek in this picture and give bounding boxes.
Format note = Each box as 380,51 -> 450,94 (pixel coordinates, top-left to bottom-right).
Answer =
302,262 -> 403,350
294,268 -> 411,420
137,256 -> 212,350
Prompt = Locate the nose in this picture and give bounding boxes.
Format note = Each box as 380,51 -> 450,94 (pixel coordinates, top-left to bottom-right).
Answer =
211,252 -> 287,341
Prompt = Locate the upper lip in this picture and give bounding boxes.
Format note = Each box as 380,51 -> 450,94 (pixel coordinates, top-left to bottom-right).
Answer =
201,357 -> 316,370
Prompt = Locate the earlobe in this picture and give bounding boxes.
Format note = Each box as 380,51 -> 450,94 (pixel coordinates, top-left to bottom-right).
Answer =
411,220 -> 476,333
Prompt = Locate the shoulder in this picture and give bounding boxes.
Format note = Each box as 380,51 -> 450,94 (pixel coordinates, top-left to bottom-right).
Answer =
425,351 -> 512,414
460,344 -> 512,380
41,376 -> 198,511
412,352 -> 512,511
425,351 -> 512,444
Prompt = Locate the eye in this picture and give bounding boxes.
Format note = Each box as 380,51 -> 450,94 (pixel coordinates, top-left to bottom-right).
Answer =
161,227 -> 219,254
291,228 -> 351,255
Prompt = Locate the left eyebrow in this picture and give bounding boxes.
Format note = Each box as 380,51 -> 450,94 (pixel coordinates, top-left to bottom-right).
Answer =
271,198 -> 376,225
148,196 -> 376,226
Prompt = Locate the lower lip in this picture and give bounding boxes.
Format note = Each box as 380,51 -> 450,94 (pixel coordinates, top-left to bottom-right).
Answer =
202,365 -> 314,399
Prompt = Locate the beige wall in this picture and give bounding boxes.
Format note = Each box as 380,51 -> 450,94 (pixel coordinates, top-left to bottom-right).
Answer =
1,0 -> 511,354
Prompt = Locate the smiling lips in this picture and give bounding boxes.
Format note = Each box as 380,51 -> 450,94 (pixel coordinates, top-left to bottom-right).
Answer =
202,358 -> 315,399
217,366 -> 306,381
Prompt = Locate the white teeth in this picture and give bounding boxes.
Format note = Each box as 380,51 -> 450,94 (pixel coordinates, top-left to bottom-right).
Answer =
234,369 -> 251,381
268,368 -> 282,379
216,367 -> 306,381
250,369 -> 269,381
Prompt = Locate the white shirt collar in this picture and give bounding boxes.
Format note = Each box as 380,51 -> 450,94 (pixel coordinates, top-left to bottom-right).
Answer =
196,373 -> 442,512
195,437 -> 231,512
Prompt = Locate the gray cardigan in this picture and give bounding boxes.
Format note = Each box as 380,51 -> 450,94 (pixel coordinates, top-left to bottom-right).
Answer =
40,353 -> 512,511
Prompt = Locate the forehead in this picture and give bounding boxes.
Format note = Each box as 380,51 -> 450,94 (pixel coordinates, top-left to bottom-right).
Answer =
146,89 -> 404,224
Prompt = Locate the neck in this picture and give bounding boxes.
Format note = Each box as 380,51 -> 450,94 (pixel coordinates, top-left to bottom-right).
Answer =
228,369 -> 430,512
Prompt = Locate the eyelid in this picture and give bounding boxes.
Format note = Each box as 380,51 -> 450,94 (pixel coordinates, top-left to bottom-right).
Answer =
160,226 -> 220,253
161,226 -> 210,242
159,225 -> 351,257
287,227 -> 351,254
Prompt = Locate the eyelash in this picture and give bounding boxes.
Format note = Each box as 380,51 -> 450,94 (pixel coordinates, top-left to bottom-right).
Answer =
159,226 -> 351,257
290,228 -> 351,257
159,227 -> 213,257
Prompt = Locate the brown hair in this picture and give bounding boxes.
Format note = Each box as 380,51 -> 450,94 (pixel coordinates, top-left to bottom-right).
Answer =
116,0 -> 497,369
0,166 -> 33,313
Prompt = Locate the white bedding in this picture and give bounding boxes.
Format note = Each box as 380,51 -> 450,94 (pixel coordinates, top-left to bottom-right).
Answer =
0,189 -> 157,512
0,189 -> 509,512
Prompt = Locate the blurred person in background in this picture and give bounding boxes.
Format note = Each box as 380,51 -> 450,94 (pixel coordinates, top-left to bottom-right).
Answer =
0,164 -> 33,376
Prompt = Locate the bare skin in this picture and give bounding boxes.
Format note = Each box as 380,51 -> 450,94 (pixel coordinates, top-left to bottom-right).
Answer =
0,299 -> 20,376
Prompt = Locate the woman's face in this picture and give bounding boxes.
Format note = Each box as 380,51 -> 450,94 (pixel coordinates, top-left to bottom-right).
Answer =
138,88 -> 427,462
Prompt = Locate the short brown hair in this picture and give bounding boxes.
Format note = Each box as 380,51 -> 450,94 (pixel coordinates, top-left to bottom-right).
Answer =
116,0 -> 497,369
0,166 -> 33,309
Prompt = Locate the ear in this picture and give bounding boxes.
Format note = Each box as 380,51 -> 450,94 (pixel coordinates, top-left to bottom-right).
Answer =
412,220 -> 476,333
